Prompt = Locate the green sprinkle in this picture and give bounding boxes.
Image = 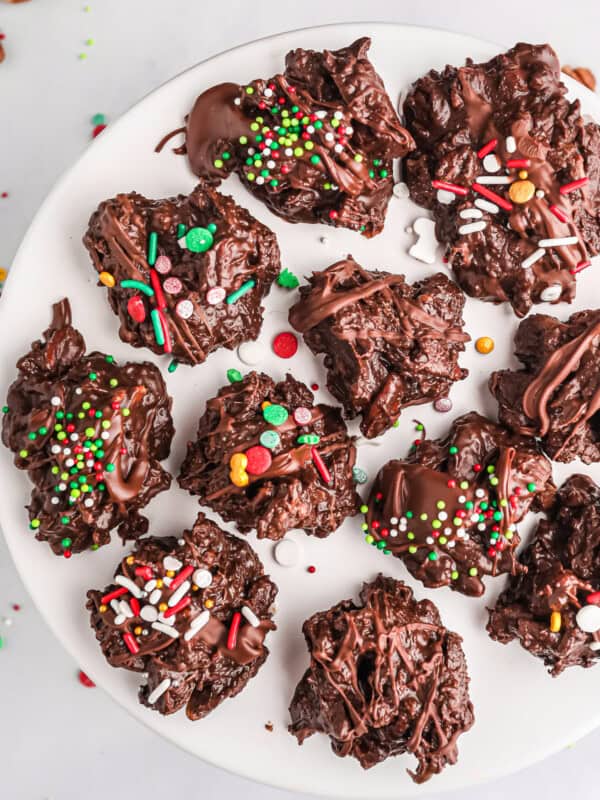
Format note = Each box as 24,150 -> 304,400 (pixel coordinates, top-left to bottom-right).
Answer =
226,279 -> 256,304
365,534 -> 374,543
91,113 -> 105,126
207,223 -> 217,234
376,541 -> 386,550
297,434 -> 319,445
2,405 -> 8,414
28,432 -> 37,441
392,419 -> 400,428
432,520 -> 442,529
61,537 -> 72,549
408,545 -> 418,554
276,268 -> 300,289
353,467 -> 368,485
449,446 -> 458,455
439,536 -> 448,545
30,519 -> 40,529
91,544 -> 99,551
121,409 -> 130,418
245,86 -> 254,95
214,159 -> 224,169
406,511 -> 413,519
451,570 -> 459,580
150,309 -> 165,347
360,504 -> 369,514
428,551 -> 437,561
105,355 -> 114,363
407,532 -> 415,540
89,372 -> 97,380
379,169 -> 388,178
222,151 -> 231,160
227,368 -> 243,383
493,511 -> 503,522
487,465 -> 495,473
85,38 -> 95,46
19,449 -> 28,459
362,524 -> 368,532
109,378 -> 118,388
168,359 -> 179,373
147,231 -> 158,266
263,404 -> 288,426
527,482 -> 536,492
105,463 -> 115,473
121,279 -> 154,297
176,223 -> 186,238
468,567 -> 478,577
185,227 -> 214,253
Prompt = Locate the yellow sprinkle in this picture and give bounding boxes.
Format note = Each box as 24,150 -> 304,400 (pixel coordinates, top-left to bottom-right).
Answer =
78,53 -> 87,60
166,570 -> 175,578
99,271 -> 115,288
508,179 -> 535,204
134,626 -> 142,636
204,598 -> 215,609
99,604 -> 107,613
158,602 -> 168,612
155,579 -> 163,588
85,38 -> 95,46
475,336 -> 495,355
518,169 -> 529,179
192,584 -> 199,591
550,611 -> 562,632
0,268 -> 7,283
126,556 -> 135,565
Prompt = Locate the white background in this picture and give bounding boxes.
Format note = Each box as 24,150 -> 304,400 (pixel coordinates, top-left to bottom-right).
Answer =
2,1 -> 600,798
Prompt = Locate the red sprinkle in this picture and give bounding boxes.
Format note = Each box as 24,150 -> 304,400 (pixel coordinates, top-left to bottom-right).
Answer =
488,547 -> 497,558
307,565 -> 316,574
127,295 -> 146,323
163,595 -> 191,618
505,158 -> 530,168
245,445 -> 273,475
226,611 -> 242,650
101,586 -> 128,604
447,479 -> 457,488
272,331 -> 298,359
328,210 -> 338,219
380,528 -> 389,538
92,124 -> 107,138
473,463 -> 482,472
150,270 -> 167,311
134,566 -> 153,580
64,550 -> 72,559
311,383 -> 319,391
559,177 -> 589,195
431,179 -> 468,196
11,604 -> 21,612
549,204 -> 568,223
169,564 -> 194,591
130,597 -> 141,616
586,591 -> 600,605
311,445 -> 331,484
472,183 -> 513,211
371,520 -> 380,529
477,139 -> 498,159
122,632 -> 139,655
570,260 -> 592,275
78,670 -> 95,688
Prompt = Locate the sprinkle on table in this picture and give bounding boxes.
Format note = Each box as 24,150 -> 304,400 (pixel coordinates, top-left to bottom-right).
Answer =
276,268 -> 300,289
272,331 -> 298,358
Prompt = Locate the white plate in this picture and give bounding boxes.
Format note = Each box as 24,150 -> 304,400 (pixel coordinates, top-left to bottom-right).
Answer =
1,22 -> 599,799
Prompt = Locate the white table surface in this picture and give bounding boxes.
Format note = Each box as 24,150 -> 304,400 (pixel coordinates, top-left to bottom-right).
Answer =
2,1 -> 600,798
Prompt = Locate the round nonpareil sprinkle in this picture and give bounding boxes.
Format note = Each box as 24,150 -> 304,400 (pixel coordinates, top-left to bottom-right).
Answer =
475,336 -> 495,354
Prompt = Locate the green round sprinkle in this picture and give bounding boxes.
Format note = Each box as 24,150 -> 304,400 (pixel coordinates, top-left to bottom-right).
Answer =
28,432 -> 37,441
247,173 -> 255,181
263,404 -> 288,426
260,430 -> 280,450
214,159 -> 224,169
105,463 -> 115,473
460,481 -> 469,490
19,449 -> 28,458
468,567 -> 478,577
38,427 -> 48,435
176,223 -> 187,239
436,500 -> 446,510
360,504 -> 369,514
91,544 -> 99,551
121,409 -> 130,418
105,355 -> 114,363
406,511 -> 413,519
227,368 -> 243,383
493,511 -> 503,521
439,536 -> 448,545
2,405 -> 8,414
376,541 -> 386,550
82,402 -> 91,410
101,420 -> 111,428
207,223 -> 217,234
449,446 -> 458,455
480,502 -> 488,511
451,570 -> 459,580
245,86 -> 254,94
89,372 -> 97,380
407,532 -> 415,540
61,538 -> 72,549
392,419 -> 400,428
185,227 -> 214,253
500,498 -> 508,507
419,513 -> 428,521
85,427 -> 95,437
51,467 -> 59,475
293,147 -> 303,157
92,113 -> 105,125
365,534 -> 374,543
408,545 -> 418,554
30,519 -> 40,529
453,517 -> 462,526
465,501 -> 474,510
432,520 -> 442,529
239,136 -> 248,145
109,378 -> 118,388
527,482 -> 536,492
222,151 -> 231,160
379,169 -> 388,178
428,551 -> 437,561
361,524 -> 368,532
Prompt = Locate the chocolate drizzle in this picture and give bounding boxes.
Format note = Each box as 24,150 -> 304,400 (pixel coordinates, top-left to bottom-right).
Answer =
289,258 -> 469,438
179,371 -> 359,540
2,299 -> 174,556
491,309 -> 600,462
364,412 -> 553,597
289,575 -> 474,782
87,512 -> 277,719
180,38 -> 414,236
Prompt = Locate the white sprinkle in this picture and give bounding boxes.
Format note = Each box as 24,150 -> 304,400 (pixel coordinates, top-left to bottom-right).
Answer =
256,176 -> 264,185
535,189 -> 545,199
113,614 -> 126,626
438,511 -> 448,521
475,489 -> 485,498
70,433 -> 79,442
110,599 -> 121,614
101,431 -> 110,440
263,88 -> 273,98
75,388 -> 82,395
263,147 -> 271,156
426,536 -> 434,545
237,341 -> 263,366
234,97 -> 241,106
474,198 -> 499,214
390,529 -> 398,537
144,579 -> 157,592
177,539 -> 185,546
324,132 -> 334,142
436,189 -> 455,205
334,111 -> 343,120
152,621 -> 180,639
241,605 -> 260,628
393,182 -> 409,199
334,144 -> 343,153
192,568 -> 213,589
459,208 -> 483,220
285,148 -> 293,156
590,642 -> 600,652
51,445 -> 61,454
409,217 -> 438,264
345,126 -> 354,135
177,235 -> 188,250
157,612 -> 176,626
58,482 -> 67,491
476,175 -> 513,185
119,600 -> 134,618
444,527 -> 452,536
316,110 -> 327,119
540,284 -> 562,303
539,236 -> 578,248
274,539 -> 299,567
168,581 -> 191,607
63,448 -> 71,455
306,125 -> 314,134
184,611 -> 211,641
163,556 -> 182,571
51,497 -> 59,505
248,147 -> 255,155
521,248 -> 546,269
477,523 -> 486,531
149,588 -> 162,605
458,495 -> 466,503
505,136 -> 516,153
471,513 -> 480,523
163,577 -> 172,588
447,540 -> 455,548
115,575 -> 144,598
390,516 -> 399,525
51,396 -> 61,406
140,605 -> 158,623
65,458 -> 74,468
267,160 -> 275,169
458,221 -> 487,235
576,605 -> 600,633
482,154 -> 500,172
147,678 -> 171,705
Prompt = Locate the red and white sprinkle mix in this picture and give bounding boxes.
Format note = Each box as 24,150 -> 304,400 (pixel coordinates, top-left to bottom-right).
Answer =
206,286 -> 226,305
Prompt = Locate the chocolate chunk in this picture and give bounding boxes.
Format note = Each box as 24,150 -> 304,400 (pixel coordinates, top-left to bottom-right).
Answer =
183,38 -> 414,236
289,257 -> 469,438
490,309 -> 600,463
488,475 -> 600,676
87,512 -> 277,718
362,412 -> 553,596
403,42 -> 600,316
178,371 -> 359,540
289,575 -> 474,782
1,299 -> 174,556
83,181 -> 280,366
